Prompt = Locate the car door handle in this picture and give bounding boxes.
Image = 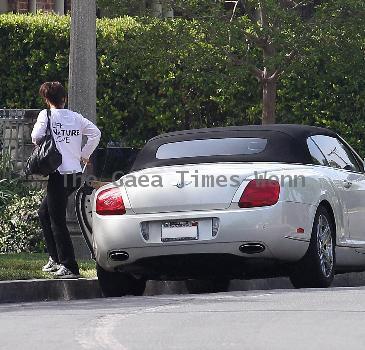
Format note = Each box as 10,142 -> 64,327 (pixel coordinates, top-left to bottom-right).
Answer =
343,180 -> 352,189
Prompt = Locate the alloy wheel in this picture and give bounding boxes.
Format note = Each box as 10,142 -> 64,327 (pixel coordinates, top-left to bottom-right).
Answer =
317,214 -> 334,278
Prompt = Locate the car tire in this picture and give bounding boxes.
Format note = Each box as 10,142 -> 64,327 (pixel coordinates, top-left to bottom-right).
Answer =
96,264 -> 146,297
289,206 -> 335,288
185,279 -> 230,294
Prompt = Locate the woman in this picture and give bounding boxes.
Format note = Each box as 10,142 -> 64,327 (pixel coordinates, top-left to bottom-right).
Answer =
31,82 -> 101,278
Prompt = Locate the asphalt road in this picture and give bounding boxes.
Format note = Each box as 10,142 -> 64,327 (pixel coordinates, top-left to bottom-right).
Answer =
1,287 -> 365,350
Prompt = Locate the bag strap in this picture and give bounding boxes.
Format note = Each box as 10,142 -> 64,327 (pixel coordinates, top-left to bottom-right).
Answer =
46,109 -> 53,138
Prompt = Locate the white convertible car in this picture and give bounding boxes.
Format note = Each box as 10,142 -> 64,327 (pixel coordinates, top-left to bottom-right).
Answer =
76,124 -> 365,296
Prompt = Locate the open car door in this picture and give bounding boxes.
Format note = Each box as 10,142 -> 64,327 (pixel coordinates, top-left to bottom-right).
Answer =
75,182 -> 96,258
75,147 -> 141,257
75,181 -> 111,258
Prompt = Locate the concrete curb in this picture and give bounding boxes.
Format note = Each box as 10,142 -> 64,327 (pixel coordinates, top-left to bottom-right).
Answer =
2,271 -> 365,304
0,278 -> 102,304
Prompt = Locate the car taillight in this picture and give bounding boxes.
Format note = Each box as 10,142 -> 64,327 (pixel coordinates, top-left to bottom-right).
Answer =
96,188 -> 126,215
239,179 -> 280,208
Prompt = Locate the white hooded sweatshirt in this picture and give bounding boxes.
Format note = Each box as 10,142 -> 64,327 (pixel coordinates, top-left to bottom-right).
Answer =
31,109 -> 101,174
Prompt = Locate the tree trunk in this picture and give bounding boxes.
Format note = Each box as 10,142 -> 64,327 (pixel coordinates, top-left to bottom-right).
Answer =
151,0 -> 163,18
68,0 -> 97,123
262,79 -> 277,124
67,0 -> 97,258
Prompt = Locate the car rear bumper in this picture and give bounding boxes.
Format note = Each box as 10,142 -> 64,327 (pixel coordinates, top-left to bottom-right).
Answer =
92,201 -> 316,272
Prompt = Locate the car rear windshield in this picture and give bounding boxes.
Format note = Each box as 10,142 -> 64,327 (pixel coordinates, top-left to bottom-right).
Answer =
131,129 -> 310,171
156,138 -> 268,160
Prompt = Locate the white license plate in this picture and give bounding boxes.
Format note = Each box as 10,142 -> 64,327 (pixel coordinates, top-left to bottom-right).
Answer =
161,221 -> 198,242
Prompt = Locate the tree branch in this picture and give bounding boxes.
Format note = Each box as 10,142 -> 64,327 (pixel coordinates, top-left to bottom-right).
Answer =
280,0 -> 298,8
269,50 -> 297,81
227,52 -> 264,81
243,31 -> 268,49
258,1 -> 269,29
279,0 -> 310,10
237,0 -> 258,22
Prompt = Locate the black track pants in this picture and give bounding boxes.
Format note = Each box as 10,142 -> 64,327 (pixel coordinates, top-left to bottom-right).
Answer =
38,171 -> 82,274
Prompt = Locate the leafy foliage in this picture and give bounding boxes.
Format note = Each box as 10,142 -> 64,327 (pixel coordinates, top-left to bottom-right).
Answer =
96,17 -> 258,145
213,0 -> 365,123
97,0 -> 147,17
0,14 -> 258,147
0,12 -> 364,154
0,152 -> 29,211
277,0 -> 365,151
0,178 -> 26,211
0,153 -> 44,253
0,188 -> 45,253
0,14 -> 70,109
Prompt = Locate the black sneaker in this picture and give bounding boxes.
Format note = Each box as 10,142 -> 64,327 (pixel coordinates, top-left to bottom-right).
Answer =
42,257 -> 60,273
53,265 -> 80,279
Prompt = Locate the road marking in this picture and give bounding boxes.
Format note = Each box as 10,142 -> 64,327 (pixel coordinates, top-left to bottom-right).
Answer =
76,302 -> 183,350
76,292 -> 276,349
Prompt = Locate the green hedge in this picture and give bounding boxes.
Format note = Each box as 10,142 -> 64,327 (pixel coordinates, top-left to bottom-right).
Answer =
0,14 -> 364,154
0,188 -> 45,253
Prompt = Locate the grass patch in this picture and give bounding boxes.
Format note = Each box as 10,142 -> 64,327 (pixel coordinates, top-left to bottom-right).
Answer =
0,253 -> 96,280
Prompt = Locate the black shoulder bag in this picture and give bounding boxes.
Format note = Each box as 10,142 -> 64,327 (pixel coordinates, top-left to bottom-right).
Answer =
25,110 -> 62,176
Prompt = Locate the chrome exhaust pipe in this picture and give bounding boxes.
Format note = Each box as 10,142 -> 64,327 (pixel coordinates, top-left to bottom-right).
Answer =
239,243 -> 265,254
109,251 -> 129,261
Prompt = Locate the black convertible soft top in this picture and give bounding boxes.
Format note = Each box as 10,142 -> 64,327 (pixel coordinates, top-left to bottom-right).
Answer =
131,124 -> 338,171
